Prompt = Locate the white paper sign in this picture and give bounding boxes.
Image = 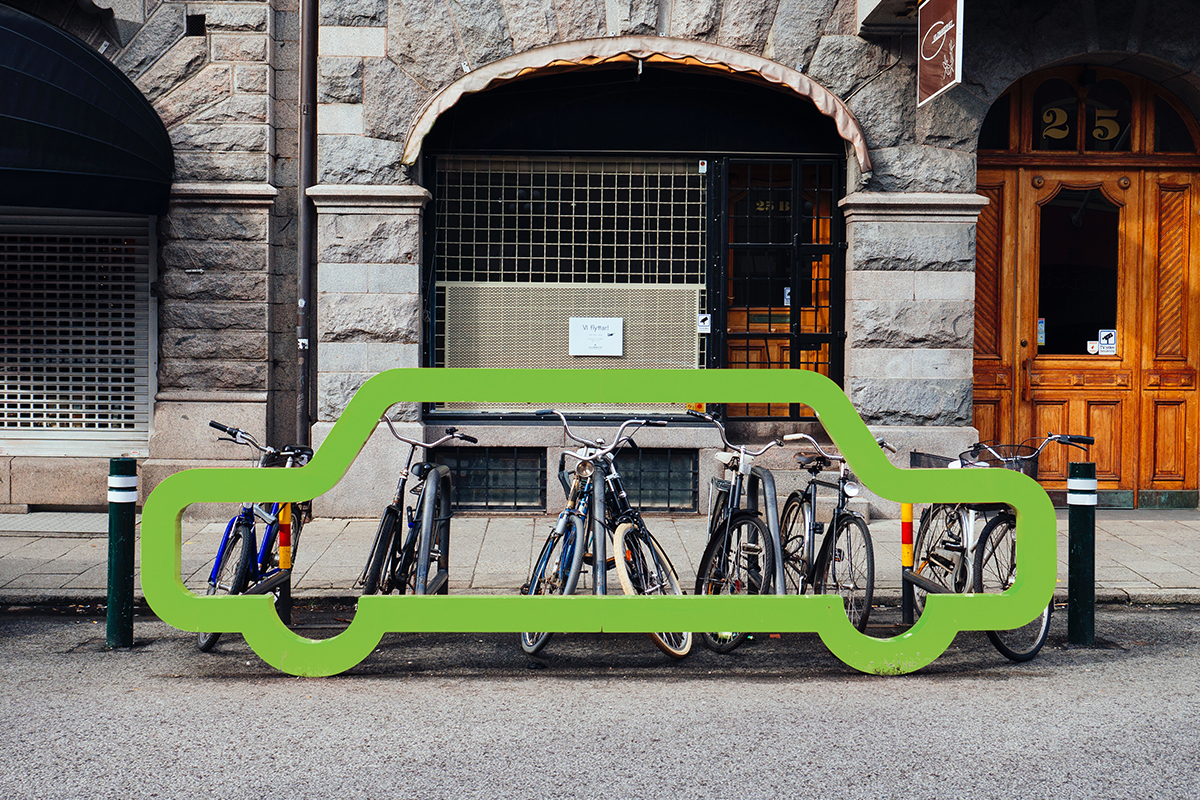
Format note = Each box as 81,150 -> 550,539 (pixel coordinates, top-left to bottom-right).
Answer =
1098,329 -> 1117,355
569,317 -> 623,356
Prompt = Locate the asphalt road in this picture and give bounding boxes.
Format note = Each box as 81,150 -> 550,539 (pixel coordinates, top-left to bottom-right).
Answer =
1,603 -> 1197,799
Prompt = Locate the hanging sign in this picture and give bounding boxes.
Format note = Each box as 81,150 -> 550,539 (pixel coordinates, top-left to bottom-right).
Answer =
917,0 -> 963,107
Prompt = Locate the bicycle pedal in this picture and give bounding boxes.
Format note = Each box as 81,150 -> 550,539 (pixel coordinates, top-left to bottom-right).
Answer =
741,542 -> 763,556
929,553 -> 956,570
941,542 -> 965,553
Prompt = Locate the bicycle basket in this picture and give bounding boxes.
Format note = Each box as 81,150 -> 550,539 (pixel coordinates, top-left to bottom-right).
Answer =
909,451 -> 956,469
959,444 -> 1039,479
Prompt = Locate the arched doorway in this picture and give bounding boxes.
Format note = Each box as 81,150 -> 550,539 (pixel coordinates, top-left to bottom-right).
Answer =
0,5 -> 172,458
974,67 -> 1200,507
408,39 -> 867,420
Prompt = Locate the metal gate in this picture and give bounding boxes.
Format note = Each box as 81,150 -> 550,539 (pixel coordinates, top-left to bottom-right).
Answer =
716,158 -> 846,420
0,208 -> 153,456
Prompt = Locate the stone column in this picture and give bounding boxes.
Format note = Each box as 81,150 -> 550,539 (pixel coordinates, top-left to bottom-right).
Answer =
308,184 -> 430,516
143,181 -> 278,516
840,191 -> 989,514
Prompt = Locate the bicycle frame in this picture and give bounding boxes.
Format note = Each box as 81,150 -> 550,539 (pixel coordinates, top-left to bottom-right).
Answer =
359,419 -> 471,596
791,460 -> 862,594
207,502 -> 292,596
693,408 -> 787,595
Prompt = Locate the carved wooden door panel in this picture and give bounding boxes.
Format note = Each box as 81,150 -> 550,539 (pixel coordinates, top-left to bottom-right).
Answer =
1138,172 -> 1200,502
972,175 -> 1017,448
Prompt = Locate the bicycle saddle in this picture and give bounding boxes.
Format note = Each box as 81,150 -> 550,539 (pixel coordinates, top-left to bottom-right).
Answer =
794,453 -> 830,471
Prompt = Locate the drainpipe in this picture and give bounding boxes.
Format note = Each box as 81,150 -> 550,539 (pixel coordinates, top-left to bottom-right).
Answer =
296,0 -> 318,446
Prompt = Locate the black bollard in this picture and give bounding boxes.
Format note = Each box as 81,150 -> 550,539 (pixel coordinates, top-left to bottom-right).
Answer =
1067,461 -> 1096,646
106,458 -> 138,649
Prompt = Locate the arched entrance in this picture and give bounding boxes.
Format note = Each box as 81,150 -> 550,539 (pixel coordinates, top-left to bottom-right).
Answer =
974,67 -> 1200,507
0,5 -> 172,458
407,38 -> 868,421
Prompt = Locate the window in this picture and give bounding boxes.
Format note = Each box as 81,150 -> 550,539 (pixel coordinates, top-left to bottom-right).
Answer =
1,209 -> 153,456
432,446 -> 547,511
614,448 -> 698,512
982,68 -> 1199,156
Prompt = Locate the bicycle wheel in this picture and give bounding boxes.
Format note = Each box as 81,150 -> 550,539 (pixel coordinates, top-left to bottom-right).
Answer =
197,519 -> 253,652
287,502 -> 304,562
973,512 -> 1052,662
613,520 -> 692,659
815,514 -> 874,631
911,504 -> 968,614
520,514 -> 584,654
695,512 -> 774,653
392,523 -> 420,595
778,493 -> 813,594
430,484 -> 452,595
362,506 -> 399,595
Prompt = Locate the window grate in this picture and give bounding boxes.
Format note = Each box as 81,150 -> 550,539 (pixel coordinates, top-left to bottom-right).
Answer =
432,446 -> 547,512
614,448 -> 698,512
436,156 -> 706,285
0,209 -> 151,454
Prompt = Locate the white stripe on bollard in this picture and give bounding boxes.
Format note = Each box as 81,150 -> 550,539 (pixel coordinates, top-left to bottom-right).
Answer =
1067,477 -> 1098,491
108,489 -> 138,503
108,476 -> 139,489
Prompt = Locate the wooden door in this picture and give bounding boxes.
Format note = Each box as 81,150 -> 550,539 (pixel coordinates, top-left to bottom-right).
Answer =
1017,170 -> 1142,492
975,168 -> 1200,502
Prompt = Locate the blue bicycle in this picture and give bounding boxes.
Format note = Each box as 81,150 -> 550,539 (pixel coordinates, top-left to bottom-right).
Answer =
197,421 -> 312,652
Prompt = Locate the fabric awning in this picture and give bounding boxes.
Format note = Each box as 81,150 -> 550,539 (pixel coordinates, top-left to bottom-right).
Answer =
402,36 -> 871,171
0,5 -> 173,214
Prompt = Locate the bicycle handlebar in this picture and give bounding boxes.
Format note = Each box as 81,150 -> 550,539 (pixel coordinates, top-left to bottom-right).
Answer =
537,409 -> 664,460
210,420 -> 264,452
970,431 -> 1094,462
687,408 -> 783,456
783,432 -> 895,463
379,416 -> 477,450
782,432 -> 842,462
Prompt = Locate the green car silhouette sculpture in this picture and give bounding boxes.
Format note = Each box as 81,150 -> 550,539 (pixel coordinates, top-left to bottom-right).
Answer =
142,368 -> 1057,677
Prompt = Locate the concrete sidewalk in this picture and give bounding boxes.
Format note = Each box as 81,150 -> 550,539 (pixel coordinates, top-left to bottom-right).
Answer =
1,508 -> 1199,606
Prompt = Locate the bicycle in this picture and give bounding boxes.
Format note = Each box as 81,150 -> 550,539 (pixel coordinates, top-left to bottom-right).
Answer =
908,432 -> 1094,662
357,417 -> 476,597
688,408 -> 786,653
777,432 -> 895,632
521,410 -> 691,659
197,421 -> 313,652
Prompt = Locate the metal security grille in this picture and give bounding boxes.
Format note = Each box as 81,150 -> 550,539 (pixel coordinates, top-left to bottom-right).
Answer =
436,156 -> 706,285
615,448 -> 698,512
432,155 -> 708,413
432,446 -> 547,511
721,159 -> 844,420
0,209 -> 152,456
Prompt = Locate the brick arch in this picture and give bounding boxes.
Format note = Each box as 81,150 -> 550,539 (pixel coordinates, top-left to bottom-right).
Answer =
401,35 -> 872,172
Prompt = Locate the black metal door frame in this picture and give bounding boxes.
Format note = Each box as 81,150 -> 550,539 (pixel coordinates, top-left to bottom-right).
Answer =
712,157 -> 846,421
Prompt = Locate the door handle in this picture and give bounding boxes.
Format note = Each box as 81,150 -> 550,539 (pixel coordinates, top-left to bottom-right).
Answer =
1022,358 -> 1032,402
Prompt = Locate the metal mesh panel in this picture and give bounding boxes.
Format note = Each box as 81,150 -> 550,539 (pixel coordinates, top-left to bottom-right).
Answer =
1,209 -> 151,454
445,283 -> 699,369
441,283 -> 699,412
436,156 -> 706,285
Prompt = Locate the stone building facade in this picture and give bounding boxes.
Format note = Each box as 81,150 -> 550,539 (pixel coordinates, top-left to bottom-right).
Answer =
2,0 -> 1199,514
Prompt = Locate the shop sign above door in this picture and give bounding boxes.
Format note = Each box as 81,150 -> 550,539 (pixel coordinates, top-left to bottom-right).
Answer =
917,0 -> 963,107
